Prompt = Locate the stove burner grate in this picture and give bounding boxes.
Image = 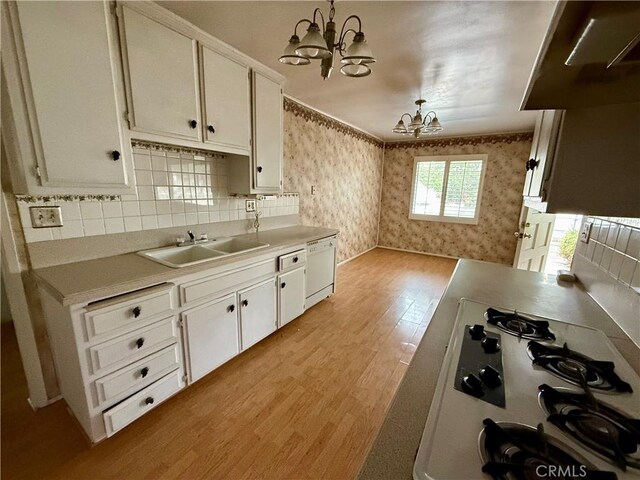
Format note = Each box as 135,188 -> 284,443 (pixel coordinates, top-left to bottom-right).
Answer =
478,418 -> 617,480
528,341 -> 633,394
539,384 -> 640,471
485,308 -> 556,341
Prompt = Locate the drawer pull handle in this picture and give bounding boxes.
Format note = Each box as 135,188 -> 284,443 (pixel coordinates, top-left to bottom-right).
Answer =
111,150 -> 121,161
281,282 -> 286,288
140,367 -> 149,378
189,119 -> 197,129
293,256 -> 299,263
241,299 -> 249,307
208,125 -> 215,133
132,306 -> 142,318
145,397 -> 154,405
135,338 -> 145,349
227,304 -> 235,313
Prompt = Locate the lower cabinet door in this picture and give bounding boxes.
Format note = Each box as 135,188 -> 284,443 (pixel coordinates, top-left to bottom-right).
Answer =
183,293 -> 239,383
239,279 -> 276,350
278,267 -> 305,327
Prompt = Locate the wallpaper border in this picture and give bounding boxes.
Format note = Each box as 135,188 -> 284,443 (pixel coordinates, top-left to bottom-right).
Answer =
385,131 -> 534,150
283,97 -> 384,148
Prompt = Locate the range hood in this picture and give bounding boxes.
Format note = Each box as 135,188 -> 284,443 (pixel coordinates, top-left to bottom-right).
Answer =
521,1 -> 640,110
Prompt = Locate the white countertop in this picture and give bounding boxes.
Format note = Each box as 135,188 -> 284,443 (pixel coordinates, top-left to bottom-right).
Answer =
34,226 -> 338,306
358,259 -> 640,480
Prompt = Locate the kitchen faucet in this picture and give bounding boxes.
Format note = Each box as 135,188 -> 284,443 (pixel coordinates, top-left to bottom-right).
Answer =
177,230 -> 208,246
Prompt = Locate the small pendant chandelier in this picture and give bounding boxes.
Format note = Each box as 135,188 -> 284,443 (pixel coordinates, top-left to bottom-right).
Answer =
279,0 -> 375,79
393,99 -> 443,137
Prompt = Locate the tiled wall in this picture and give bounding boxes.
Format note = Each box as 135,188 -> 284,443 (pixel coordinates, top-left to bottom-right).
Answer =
573,216 -> 640,346
16,144 -> 299,243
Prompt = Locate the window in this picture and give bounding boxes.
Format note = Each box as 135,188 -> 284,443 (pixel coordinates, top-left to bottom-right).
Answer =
409,154 -> 487,224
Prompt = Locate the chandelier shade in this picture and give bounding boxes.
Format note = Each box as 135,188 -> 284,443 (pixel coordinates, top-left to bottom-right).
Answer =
279,35 -> 312,65
296,23 -> 332,59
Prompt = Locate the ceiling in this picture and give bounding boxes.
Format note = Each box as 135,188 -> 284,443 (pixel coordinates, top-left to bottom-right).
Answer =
158,1 -> 557,140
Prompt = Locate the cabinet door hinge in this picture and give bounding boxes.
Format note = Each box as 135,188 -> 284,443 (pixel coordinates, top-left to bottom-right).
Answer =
35,165 -> 42,178
182,374 -> 188,384
178,318 -> 184,328
125,111 -> 132,124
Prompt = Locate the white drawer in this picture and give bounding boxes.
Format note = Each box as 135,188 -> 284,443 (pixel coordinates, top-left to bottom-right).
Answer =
103,370 -> 184,437
94,344 -> 181,407
83,284 -> 175,342
180,259 -> 275,305
278,249 -> 306,271
88,317 -> 177,375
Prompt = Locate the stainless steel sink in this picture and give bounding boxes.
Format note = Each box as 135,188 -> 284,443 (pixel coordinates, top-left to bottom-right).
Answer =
138,237 -> 269,268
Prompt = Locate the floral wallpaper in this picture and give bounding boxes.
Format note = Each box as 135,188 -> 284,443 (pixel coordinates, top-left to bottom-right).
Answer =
379,133 -> 534,264
283,98 -> 384,263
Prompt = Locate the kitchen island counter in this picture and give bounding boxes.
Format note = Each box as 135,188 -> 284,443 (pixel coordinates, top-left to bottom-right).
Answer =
358,258 -> 640,480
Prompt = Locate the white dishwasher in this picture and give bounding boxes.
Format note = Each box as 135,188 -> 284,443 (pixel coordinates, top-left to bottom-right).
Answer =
305,236 -> 337,309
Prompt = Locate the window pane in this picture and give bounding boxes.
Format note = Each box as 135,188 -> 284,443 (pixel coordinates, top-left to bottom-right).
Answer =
412,161 -> 445,216
444,160 -> 482,218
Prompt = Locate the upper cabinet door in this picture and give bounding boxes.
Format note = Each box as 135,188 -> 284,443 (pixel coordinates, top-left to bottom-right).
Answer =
201,46 -> 250,152
120,5 -> 201,141
4,1 -> 130,193
528,110 -> 563,200
253,72 -> 283,191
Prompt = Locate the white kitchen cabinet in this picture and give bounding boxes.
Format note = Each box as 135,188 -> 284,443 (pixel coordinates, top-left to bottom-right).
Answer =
201,46 -> 250,152
119,4 -> 201,142
522,110 -> 562,199
182,293 -> 240,383
252,71 -> 283,191
1,1 -> 133,194
278,267 -> 306,327
239,279 -> 277,350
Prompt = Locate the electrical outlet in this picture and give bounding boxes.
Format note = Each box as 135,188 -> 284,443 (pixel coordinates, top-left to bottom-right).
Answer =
30,206 -> 63,228
245,200 -> 256,212
311,185 -> 316,195
580,221 -> 592,243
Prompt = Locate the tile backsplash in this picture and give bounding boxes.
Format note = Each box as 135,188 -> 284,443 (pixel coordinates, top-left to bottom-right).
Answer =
16,144 -> 299,243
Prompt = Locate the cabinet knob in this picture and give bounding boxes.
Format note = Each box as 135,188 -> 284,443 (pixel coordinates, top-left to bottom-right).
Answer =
227,304 -> 235,313
208,125 -> 215,133
140,367 -> 149,378
111,150 -> 121,161
281,282 -> 286,288
189,120 -> 198,129
293,257 -> 298,263
241,299 -> 249,307
132,306 -> 142,318
257,166 -> 263,173
525,158 -> 539,171
135,337 -> 145,349
144,397 -> 154,405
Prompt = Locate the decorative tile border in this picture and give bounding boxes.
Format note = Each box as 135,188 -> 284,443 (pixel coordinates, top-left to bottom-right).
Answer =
384,131 -> 534,150
283,97 -> 384,148
131,140 -> 227,159
15,194 -> 120,204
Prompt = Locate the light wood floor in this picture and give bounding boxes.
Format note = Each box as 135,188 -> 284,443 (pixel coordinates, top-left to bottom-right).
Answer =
1,248 -> 456,480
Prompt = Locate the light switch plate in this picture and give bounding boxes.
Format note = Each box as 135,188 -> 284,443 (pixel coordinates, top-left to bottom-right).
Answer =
245,200 -> 256,212
29,206 -> 63,228
580,221 -> 592,243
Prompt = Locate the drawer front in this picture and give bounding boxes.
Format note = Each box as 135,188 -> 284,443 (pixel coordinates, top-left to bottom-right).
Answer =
94,344 -> 181,407
89,317 -> 177,374
103,370 -> 184,437
278,250 -> 306,271
180,259 -> 275,305
84,284 -> 174,342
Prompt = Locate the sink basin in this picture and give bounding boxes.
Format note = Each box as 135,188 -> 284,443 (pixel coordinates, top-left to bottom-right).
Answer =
138,238 -> 269,268
138,245 -> 226,268
202,238 -> 268,255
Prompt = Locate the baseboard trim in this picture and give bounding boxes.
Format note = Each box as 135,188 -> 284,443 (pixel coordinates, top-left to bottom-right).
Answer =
376,245 -> 459,260
338,246 -> 377,267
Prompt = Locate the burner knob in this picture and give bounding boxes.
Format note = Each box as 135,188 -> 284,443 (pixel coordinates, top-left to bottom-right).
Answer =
469,324 -> 486,340
479,365 -> 502,388
461,374 -> 484,397
481,336 -> 500,353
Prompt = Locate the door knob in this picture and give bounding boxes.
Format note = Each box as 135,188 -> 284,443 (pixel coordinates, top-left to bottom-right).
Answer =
514,232 -> 532,239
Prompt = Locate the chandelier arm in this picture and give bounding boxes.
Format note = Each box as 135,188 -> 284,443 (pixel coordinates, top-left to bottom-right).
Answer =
312,8 -> 326,32
425,111 -> 437,117
336,28 -> 358,55
336,15 -> 363,51
293,19 -> 312,36
400,113 -> 413,123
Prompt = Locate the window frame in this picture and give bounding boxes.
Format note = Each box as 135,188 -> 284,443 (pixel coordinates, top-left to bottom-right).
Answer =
408,154 -> 488,225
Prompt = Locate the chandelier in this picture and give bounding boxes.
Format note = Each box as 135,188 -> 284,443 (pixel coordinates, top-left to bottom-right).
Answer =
278,0 -> 375,79
392,99 -> 443,137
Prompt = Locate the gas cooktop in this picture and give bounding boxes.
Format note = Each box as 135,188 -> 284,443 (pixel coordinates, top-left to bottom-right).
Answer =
413,299 -> 640,480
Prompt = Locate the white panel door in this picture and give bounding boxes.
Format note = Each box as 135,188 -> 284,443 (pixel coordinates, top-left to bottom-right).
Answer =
182,293 -> 239,383
252,72 -> 282,191
278,267 -> 306,328
13,1 -> 129,189
120,6 -> 201,141
239,279 -> 276,350
201,46 -> 250,151
513,206 -> 556,272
